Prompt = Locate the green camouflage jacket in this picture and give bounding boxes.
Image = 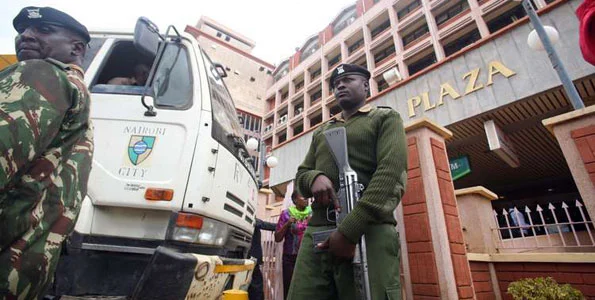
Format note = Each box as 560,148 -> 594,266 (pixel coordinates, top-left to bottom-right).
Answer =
0,58 -> 93,299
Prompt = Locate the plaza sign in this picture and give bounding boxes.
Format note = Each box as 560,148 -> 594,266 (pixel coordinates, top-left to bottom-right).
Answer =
407,61 -> 516,118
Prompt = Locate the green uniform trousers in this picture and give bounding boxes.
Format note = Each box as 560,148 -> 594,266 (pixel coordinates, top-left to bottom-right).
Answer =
287,224 -> 401,300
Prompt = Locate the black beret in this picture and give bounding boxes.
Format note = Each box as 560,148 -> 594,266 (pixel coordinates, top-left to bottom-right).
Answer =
13,7 -> 90,43
330,63 -> 371,89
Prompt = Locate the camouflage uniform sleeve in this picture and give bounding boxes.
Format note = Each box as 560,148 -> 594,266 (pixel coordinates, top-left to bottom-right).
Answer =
0,60 -> 73,190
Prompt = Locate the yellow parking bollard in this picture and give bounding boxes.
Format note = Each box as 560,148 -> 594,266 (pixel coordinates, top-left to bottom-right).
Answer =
222,289 -> 248,300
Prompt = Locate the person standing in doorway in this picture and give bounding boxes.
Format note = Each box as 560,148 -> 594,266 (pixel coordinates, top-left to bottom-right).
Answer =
289,64 -> 407,300
275,190 -> 311,299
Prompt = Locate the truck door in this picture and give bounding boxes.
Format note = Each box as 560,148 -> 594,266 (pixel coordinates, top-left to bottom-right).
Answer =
83,37 -> 201,238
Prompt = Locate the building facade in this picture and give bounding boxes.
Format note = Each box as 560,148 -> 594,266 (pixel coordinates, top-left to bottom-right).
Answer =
264,0 -> 593,203
258,0 -> 595,298
186,17 -> 275,173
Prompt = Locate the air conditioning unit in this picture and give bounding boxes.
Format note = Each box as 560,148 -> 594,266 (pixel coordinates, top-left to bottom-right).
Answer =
295,107 -> 303,116
264,124 -> 272,132
279,115 -> 288,124
382,67 -> 403,85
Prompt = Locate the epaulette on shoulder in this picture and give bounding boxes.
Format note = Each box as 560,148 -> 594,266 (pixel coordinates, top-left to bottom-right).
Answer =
44,58 -> 70,71
312,119 -> 334,134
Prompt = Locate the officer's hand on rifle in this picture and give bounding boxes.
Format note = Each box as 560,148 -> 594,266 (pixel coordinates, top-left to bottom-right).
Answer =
311,175 -> 341,213
316,230 -> 355,259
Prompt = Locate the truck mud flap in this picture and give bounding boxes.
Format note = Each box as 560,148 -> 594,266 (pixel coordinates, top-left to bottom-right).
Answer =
131,246 -> 254,300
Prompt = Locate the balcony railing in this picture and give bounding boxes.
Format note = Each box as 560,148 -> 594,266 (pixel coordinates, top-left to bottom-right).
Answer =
403,32 -> 430,50
437,8 -> 471,30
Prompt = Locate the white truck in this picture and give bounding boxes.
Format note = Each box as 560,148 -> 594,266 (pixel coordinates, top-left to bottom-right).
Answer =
51,18 -> 259,299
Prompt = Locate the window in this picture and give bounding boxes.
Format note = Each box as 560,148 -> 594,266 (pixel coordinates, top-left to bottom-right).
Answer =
328,54 -> 341,68
371,19 -> 391,40
274,63 -> 289,82
236,111 -> 262,134
407,52 -> 437,75
250,77 -> 256,82
259,66 -> 265,71
310,114 -> 323,127
444,29 -> 481,57
203,51 -> 254,176
293,123 -> 304,135
216,32 -> 222,37
301,39 -> 320,62
294,104 -> 304,116
225,36 -> 231,42
333,6 -> 357,35
435,1 -> 469,27
402,24 -> 429,47
397,0 -> 421,20
487,4 -> 526,33
152,43 -> 193,109
377,77 -> 388,92
89,40 -> 157,96
311,90 -> 322,103
348,38 -> 365,54
374,45 -> 396,64
311,68 -> 321,80
329,105 -> 341,117
82,38 -> 107,71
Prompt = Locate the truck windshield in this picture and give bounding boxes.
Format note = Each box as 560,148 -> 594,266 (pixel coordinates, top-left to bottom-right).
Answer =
203,52 -> 256,179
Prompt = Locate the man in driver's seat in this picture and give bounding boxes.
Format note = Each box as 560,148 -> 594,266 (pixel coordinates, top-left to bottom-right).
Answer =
108,63 -> 149,86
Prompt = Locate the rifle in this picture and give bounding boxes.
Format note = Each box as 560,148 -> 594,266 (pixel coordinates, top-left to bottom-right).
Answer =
311,127 -> 372,300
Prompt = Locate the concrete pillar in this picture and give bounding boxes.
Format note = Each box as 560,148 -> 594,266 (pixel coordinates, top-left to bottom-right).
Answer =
402,118 -> 475,299
456,187 -> 502,300
340,41 -> 349,63
360,12 -> 379,95
455,186 -> 498,254
387,3 -> 409,80
467,0 -> 490,38
421,0 -> 445,61
543,106 -> 595,223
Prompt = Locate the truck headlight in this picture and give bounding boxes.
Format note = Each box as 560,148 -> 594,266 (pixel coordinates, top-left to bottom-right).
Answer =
168,212 -> 230,247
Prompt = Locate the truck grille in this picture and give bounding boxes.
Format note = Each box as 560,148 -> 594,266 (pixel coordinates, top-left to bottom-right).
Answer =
230,229 -> 251,245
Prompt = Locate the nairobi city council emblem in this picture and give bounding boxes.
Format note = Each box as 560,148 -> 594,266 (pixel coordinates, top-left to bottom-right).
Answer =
128,135 -> 155,166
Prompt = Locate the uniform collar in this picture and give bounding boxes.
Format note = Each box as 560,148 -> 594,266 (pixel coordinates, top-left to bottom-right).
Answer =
68,64 -> 85,79
334,103 -> 373,122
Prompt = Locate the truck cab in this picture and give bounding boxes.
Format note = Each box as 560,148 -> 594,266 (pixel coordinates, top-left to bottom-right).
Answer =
53,19 -> 258,298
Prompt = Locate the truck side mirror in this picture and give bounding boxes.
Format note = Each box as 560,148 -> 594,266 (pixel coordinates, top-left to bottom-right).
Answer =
134,17 -> 161,59
213,63 -> 228,78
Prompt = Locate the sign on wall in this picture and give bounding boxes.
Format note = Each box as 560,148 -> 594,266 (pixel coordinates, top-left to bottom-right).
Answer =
449,156 -> 471,180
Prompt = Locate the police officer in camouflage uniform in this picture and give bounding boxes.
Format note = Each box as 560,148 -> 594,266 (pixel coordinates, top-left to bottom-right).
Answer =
0,7 -> 93,299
